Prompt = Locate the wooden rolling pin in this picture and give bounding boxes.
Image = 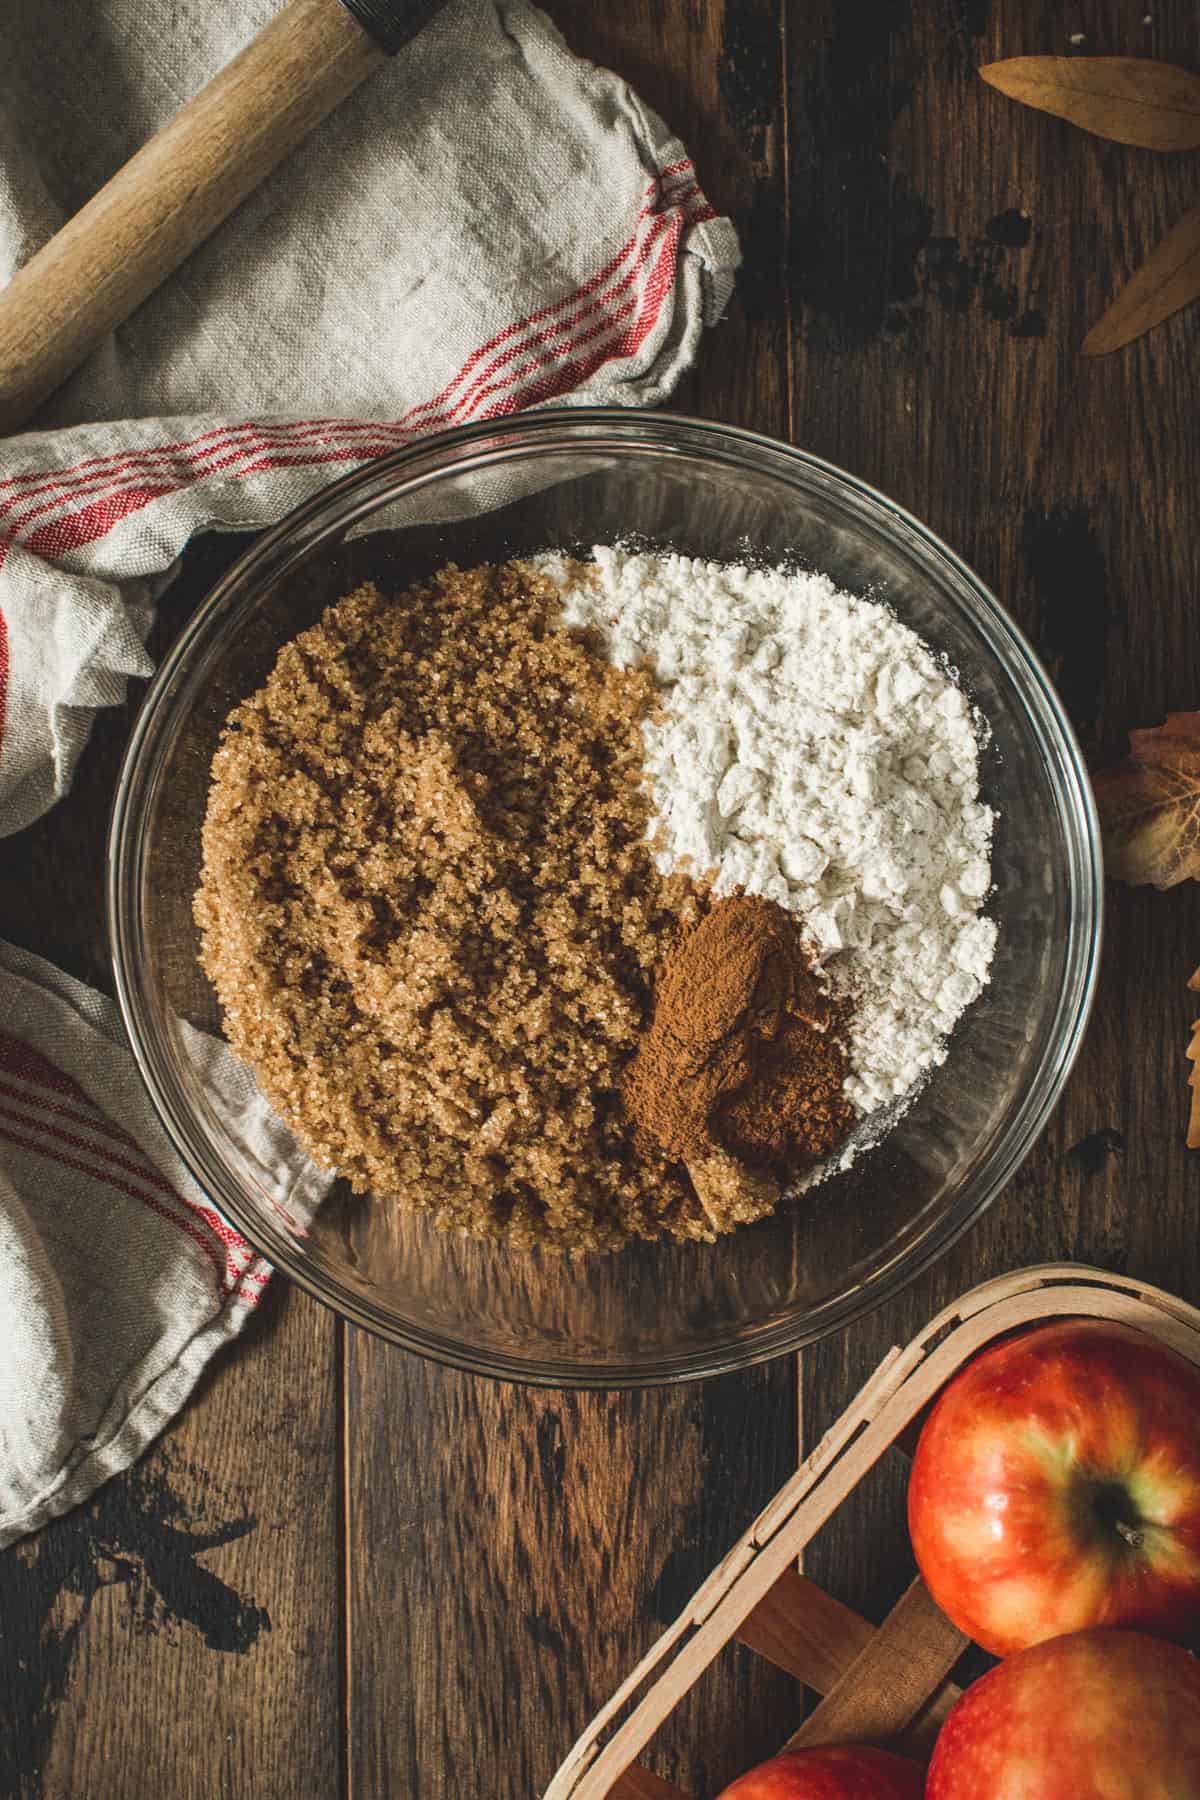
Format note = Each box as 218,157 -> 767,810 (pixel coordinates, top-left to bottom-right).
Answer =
0,0 -> 442,436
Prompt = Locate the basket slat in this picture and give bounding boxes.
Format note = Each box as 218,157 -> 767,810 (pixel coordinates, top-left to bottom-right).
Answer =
784,1577 -> 967,1752
898,1672 -> 962,1759
738,1567 -> 872,1687
609,1770 -> 689,1800
596,1564 -> 964,1796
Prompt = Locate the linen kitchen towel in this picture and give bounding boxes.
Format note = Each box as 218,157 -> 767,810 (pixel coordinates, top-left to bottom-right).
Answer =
0,0 -> 738,1542
0,937 -> 332,1548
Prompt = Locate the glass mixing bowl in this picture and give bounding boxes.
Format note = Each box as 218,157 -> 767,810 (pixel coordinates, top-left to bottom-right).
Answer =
108,411 -> 1101,1385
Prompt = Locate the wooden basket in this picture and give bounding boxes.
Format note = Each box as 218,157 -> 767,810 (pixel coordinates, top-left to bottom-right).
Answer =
545,1264 -> 1200,1800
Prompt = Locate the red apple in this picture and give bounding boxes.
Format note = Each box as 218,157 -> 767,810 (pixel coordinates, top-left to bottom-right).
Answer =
716,1745 -> 923,1799
907,1318 -> 1200,1655
926,1628 -> 1200,1797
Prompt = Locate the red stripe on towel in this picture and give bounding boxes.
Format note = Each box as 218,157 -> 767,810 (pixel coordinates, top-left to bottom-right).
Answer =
0,166 -> 719,549
0,1116 -> 230,1299
0,1033 -> 256,1291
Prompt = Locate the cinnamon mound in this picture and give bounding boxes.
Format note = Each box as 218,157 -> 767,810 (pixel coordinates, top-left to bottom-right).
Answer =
622,896 -> 853,1232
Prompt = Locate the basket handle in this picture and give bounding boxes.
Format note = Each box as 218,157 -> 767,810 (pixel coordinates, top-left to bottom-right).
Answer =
605,1570 -> 965,1797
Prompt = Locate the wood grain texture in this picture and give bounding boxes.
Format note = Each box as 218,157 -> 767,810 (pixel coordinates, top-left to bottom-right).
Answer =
26,1288 -> 342,1800
790,0 -> 1200,1655
0,540 -> 344,1800
346,1353 -> 797,1797
0,0 -> 386,432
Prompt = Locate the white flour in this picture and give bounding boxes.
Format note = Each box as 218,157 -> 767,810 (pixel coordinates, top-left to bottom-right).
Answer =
542,546 -> 997,1117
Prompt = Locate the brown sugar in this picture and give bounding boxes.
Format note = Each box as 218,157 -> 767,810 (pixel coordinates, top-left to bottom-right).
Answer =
194,560 -> 711,1251
622,896 -> 854,1231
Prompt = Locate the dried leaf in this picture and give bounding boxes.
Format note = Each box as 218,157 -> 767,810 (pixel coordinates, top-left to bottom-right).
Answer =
979,56 -> 1200,150
1093,713 -> 1200,888
1187,967 -> 1200,1150
1083,204 -> 1200,355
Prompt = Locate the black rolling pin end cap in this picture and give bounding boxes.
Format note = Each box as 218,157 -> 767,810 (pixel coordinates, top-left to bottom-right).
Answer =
337,0 -> 446,54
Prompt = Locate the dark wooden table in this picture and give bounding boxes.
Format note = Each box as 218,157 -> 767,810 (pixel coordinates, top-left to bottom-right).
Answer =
2,1 -> 1198,1794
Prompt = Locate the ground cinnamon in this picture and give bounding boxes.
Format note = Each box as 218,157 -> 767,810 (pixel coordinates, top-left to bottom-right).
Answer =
623,896 -> 854,1231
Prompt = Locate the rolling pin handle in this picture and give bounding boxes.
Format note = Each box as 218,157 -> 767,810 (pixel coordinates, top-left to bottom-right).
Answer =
0,0 -> 447,436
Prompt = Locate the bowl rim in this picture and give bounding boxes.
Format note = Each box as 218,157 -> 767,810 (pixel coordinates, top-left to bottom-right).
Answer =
107,407 -> 1104,1387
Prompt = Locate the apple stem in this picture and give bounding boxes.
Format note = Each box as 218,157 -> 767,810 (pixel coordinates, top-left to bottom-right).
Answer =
1116,1519 -> 1144,1550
